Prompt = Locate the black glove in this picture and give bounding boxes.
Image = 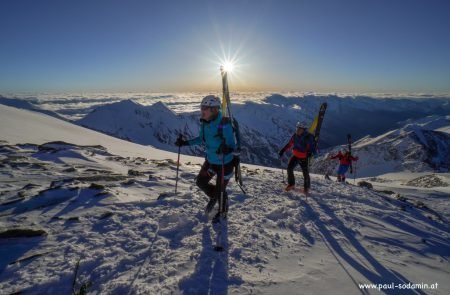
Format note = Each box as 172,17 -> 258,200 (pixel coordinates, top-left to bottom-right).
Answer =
278,149 -> 284,158
175,137 -> 188,147
217,143 -> 232,154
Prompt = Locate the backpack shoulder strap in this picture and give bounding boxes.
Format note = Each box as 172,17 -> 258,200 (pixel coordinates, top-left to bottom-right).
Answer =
202,123 -> 205,142
217,117 -> 231,138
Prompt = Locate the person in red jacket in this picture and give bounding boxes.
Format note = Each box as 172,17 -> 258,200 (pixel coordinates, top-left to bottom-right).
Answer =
279,121 -> 317,194
329,150 -> 358,182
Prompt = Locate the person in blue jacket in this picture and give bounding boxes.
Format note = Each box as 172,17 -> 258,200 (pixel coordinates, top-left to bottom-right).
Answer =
175,95 -> 236,217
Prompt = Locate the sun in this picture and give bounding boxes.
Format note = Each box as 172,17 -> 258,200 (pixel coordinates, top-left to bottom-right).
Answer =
202,48 -> 247,85
222,61 -> 234,73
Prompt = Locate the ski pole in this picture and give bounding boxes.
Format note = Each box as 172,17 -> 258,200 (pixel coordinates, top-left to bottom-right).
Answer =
213,141 -> 227,252
353,161 -> 357,185
280,157 -> 286,184
347,134 -> 353,174
175,134 -> 182,194
220,139 -> 226,216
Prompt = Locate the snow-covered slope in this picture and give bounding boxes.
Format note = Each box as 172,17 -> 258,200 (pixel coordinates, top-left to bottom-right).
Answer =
0,104 -> 202,165
0,95 -> 69,122
77,99 -> 204,155
1,102 -> 449,294
76,94 -> 450,168
312,116 -> 450,177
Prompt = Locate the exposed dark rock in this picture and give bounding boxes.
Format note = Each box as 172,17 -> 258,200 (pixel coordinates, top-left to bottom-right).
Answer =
0,228 -> 47,238
357,181 -> 373,189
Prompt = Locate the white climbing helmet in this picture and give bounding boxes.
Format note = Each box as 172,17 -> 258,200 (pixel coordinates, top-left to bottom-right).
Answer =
201,95 -> 221,108
296,121 -> 308,129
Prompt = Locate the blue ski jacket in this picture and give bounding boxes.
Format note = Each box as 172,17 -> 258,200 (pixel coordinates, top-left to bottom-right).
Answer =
187,111 -> 236,165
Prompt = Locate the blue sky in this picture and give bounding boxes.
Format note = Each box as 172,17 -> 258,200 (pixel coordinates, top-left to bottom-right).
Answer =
1,0 -> 449,93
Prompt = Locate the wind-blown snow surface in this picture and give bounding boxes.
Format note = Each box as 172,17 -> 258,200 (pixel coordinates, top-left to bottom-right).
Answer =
1,105 -> 449,294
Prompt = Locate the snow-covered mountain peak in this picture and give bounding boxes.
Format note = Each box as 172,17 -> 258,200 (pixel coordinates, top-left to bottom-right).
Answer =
312,116 -> 449,177
400,115 -> 450,134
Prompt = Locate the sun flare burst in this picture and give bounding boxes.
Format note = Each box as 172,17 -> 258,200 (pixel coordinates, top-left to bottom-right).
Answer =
221,61 -> 234,73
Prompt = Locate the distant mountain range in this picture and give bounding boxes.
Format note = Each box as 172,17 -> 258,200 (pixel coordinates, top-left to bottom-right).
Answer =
74,94 -> 449,169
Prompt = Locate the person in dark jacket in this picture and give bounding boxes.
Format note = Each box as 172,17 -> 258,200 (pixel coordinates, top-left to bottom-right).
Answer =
279,121 -> 317,194
175,95 -> 236,218
329,150 -> 358,182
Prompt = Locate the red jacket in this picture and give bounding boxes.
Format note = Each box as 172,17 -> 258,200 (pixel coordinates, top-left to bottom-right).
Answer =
281,132 -> 316,159
330,152 -> 358,165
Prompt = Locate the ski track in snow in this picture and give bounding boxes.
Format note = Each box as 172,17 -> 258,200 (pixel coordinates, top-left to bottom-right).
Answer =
0,105 -> 449,294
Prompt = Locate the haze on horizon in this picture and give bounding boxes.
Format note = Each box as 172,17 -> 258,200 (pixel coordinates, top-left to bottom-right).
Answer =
1,0 -> 449,94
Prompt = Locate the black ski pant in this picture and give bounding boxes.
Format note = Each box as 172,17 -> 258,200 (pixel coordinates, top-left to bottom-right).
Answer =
196,159 -> 234,210
287,156 -> 311,190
